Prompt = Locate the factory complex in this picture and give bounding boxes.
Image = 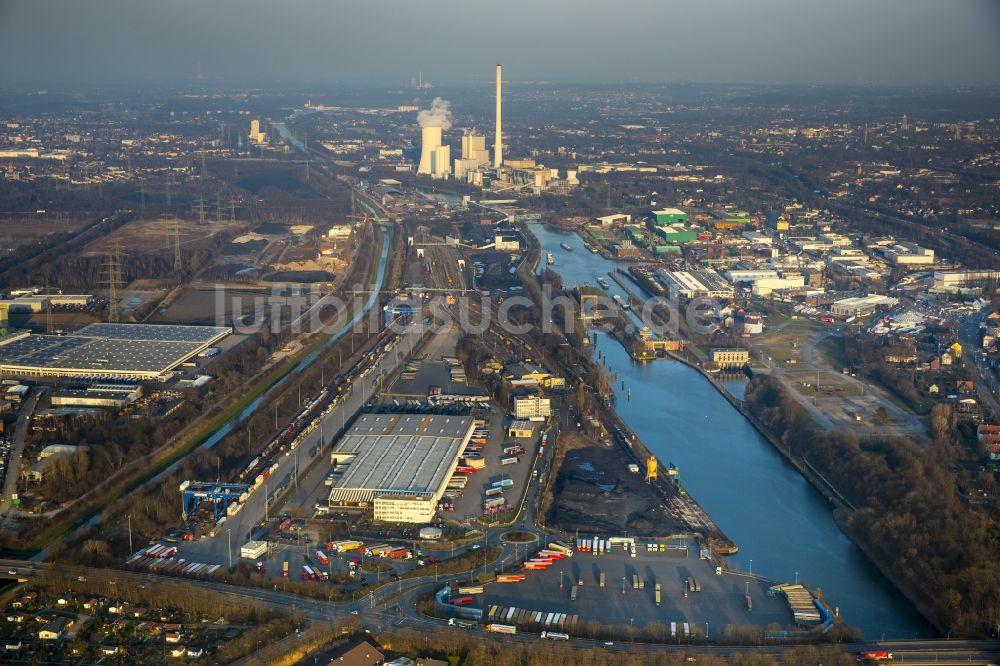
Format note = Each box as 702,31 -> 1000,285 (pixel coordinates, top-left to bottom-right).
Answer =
0,323 -> 231,381
327,413 -> 475,523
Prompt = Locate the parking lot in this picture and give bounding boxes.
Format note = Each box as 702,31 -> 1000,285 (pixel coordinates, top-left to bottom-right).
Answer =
444,408 -> 541,527
482,539 -> 793,633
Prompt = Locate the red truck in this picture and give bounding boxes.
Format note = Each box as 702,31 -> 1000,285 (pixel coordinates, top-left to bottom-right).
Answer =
387,547 -> 411,559
448,596 -> 474,605
857,651 -> 893,662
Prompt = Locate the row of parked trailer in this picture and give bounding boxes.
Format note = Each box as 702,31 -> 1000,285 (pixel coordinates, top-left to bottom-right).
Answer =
770,584 -> 823,625
242,328 -> 408,522
127,546 -> 223,578
486,605 -> 579,634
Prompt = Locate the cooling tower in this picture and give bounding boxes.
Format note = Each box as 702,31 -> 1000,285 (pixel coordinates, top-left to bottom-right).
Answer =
418,125 -> 442,175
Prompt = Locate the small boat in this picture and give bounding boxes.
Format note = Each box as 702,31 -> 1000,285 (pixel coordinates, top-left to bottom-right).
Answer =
597,277 -> 610,290
613,294 -> 623,305
589,244 -> 599,253
560,241 -> 573,252
546,252 -> 554,265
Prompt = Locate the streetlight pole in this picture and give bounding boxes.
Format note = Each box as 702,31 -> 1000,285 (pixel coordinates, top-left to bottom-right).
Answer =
227,529 -> 232,569
749,558 -> 752,577
127,514 -> 133,555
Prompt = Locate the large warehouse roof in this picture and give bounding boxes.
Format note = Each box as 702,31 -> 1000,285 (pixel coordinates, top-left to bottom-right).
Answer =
0,323 -> 230,380
328,413 -> 473,505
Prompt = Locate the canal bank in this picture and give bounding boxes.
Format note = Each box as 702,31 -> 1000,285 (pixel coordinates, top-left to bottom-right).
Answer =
527,221 -> 933,639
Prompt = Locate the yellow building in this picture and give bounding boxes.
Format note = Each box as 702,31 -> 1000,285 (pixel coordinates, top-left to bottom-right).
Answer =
373,494 -> 435,524
711,349 -> 750,369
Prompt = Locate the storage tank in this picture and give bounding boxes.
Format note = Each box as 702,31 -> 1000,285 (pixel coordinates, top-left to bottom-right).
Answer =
419,526 -> 443,540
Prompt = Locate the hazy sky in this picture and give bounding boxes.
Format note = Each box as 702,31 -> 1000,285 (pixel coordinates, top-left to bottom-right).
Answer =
1,0 -> 999,87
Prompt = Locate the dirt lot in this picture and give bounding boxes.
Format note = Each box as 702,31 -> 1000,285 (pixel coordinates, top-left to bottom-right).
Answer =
546,432 -> 687,537
0,216 -> 91,243
749,319 -> 925,437
148,286 -> 285,326
79,216 -> 232,255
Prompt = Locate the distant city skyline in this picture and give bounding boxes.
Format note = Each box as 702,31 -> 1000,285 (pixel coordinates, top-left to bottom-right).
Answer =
1,0 -> 999,87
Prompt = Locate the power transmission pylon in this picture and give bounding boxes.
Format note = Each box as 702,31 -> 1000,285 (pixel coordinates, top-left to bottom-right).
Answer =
103,244 -> 124,323
173,217 -> 183,272
44,283 -> 54,334
195,197 -> 207,225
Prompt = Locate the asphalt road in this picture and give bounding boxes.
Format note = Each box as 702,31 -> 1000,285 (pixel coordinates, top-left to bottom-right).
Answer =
0,391 -> 39,514
2,557 -> 997,662
958,311 -> 1000,422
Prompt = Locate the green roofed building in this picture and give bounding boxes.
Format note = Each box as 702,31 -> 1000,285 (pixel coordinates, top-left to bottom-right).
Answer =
654,224 -> 698,244
625,227 -> 648,246
652,208 -> 689,225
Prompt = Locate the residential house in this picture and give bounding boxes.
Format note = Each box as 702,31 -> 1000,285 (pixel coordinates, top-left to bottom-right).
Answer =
38,616 -> 74,640
326,641 -> 385,666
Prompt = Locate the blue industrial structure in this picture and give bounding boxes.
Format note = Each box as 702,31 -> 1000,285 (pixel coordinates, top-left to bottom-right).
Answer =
179,480 -> 250,523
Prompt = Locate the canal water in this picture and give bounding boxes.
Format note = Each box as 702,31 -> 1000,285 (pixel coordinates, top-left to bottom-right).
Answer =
528,223 -> 932,639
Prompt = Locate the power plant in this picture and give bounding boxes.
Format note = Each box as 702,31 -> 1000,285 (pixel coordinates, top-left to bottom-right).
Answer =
417,125 -> 443,176
416,98 -> 453,178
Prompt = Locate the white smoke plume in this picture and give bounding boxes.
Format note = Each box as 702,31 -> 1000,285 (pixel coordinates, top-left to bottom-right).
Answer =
416,97 -> 453,130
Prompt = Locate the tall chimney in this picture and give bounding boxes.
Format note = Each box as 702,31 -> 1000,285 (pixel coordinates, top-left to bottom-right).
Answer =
494,62 -> 503,168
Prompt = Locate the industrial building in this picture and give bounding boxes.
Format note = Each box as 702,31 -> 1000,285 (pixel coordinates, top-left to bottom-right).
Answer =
507,419 -> 535,439
933,270 -> 1000,290
652,208 -> 689,225
248,119 -> 267,145
513,394 -> 551,420
711,349 -> 750,369
50,384 -> 141,408
879,241 -> 935,266
327,413 -> 475,523
830,295 -> 899,317
0,323 -> 230,381
657,268 -> 734,299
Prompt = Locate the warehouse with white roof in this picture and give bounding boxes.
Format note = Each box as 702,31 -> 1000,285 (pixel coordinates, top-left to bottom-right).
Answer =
327,413 -> 475,523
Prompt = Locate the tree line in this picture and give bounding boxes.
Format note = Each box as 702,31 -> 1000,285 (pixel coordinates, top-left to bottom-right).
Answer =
745,374 -> 1000,637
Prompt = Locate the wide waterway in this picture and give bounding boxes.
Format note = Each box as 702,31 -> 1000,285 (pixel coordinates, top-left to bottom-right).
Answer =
528,222 -> 932,639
